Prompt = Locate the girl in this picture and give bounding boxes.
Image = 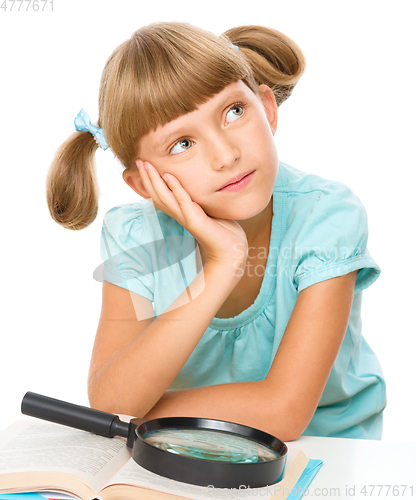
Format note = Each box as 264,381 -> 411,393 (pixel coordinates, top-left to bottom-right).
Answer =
46,21 -> 386,441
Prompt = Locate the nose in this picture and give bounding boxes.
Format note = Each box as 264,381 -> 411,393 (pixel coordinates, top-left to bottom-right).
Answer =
208,130 -> 240,170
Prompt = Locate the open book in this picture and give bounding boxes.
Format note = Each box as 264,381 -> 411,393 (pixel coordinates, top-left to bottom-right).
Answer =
0,420 -> 322,500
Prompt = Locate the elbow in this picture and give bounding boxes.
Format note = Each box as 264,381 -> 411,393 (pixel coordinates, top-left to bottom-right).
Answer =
278,427 -> 303,443
88,371 -> 120,415
273,422 -> 304,443
88,384 -> 125,415
280,407 -> 312,443
267,396 -> 312,443
263,416 -> 303,444
88,371 -> 148,417
88,375 -> 110,413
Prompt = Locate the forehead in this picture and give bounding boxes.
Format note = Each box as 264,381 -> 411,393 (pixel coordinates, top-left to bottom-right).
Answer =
139,81 -> 258,153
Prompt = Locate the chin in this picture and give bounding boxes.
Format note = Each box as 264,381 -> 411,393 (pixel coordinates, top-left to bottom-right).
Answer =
205,194 -> 272,221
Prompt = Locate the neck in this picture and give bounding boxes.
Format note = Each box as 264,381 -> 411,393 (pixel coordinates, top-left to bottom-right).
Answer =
236,195 -> 273,246
196,196 -> 273,267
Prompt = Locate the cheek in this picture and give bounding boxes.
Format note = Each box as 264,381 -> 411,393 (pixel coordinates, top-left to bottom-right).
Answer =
257,117 -> 278,156
245,123 -> 277,164
154,163 -> 198,196
246,116 -> 272,145
173,171 -> 202,200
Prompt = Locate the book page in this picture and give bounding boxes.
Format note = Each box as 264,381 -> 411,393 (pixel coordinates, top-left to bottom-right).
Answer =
0,420 -> 131,494
103,445 -> 306,500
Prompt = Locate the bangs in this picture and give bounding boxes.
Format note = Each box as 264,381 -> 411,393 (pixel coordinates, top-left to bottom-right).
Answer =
100,22 -> 257,169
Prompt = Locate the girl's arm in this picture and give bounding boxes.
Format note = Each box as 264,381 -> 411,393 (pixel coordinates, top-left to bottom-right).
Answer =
140,270 -> 358,442
88,259 -> 242,417
89,160 -> 249,417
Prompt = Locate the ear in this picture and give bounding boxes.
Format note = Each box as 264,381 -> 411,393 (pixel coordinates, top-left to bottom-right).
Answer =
122,166 -> 151,200
258,84 -> 278,135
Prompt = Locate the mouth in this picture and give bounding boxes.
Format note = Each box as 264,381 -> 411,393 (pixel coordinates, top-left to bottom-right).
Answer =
217,170 -> 256,192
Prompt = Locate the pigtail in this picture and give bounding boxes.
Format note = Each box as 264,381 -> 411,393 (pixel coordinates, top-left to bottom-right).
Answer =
46,130 -> 100,230
222,25 -> 306,106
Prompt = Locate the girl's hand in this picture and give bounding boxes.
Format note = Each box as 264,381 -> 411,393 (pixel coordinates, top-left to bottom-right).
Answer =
137,160 -> 248,273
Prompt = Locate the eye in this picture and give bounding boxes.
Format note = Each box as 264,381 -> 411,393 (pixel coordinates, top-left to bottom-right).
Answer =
169,138 -> 194,155
226,102 -> 247,123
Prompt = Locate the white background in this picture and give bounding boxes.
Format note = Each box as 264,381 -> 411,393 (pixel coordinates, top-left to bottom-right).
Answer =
0,1 -> 415,442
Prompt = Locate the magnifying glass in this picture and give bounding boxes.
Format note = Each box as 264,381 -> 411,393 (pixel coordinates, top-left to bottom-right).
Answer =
21,392 -> 287,489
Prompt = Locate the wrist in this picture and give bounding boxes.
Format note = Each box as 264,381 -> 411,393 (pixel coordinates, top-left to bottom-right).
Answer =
204,257 -> 245,282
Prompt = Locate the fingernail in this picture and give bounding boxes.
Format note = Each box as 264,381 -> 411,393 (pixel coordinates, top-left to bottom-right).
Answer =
163,175 -> 169,183
143,162 -> 148,171
136,160 -> 141,169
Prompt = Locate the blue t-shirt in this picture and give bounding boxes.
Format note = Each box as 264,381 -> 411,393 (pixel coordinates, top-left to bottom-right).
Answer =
98,161 -> 386,439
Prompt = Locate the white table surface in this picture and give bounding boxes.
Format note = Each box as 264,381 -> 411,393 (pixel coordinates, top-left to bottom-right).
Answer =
5,416 -> 414,498
118,414 -> 416,497
291,435 -> 416,498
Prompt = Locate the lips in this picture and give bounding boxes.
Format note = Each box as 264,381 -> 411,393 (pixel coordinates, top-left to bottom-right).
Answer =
217,170 -> 255,191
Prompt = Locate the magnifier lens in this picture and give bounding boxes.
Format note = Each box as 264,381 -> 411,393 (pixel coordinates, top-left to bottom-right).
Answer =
143,428 -> 281,463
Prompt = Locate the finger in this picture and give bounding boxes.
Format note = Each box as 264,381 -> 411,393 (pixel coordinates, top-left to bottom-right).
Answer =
163,174 -> 209,228
138,160 -> 175,207
144,162 -> 192,207
136,160 -> 159,201
141,161 -> 181,210
161,172 -> 194,208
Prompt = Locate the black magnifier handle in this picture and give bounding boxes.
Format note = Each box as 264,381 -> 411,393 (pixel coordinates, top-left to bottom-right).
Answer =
21,391 -> 134,444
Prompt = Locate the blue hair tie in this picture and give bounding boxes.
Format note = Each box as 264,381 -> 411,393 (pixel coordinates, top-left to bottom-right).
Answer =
74,108 -> 109,150
228,42 -> 239,50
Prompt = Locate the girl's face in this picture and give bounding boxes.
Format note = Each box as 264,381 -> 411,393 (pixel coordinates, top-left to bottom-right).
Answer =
131,80 -> 279,221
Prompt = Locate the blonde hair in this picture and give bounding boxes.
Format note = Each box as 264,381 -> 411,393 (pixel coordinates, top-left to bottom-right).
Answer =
46,22 -> 305,230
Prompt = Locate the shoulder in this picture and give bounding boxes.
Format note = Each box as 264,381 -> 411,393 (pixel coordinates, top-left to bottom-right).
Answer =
273,162 -> 380,293
102,200 -> 186,248
274,161 -> 361,201
274,161 -> 367,223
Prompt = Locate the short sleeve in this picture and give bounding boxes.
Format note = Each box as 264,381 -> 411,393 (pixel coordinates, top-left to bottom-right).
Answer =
291,182 -> 381,294
98,204 -> 155,301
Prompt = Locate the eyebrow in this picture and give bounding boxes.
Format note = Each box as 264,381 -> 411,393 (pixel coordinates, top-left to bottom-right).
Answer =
153,88 -> 248,151
154,127 -> 189,152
